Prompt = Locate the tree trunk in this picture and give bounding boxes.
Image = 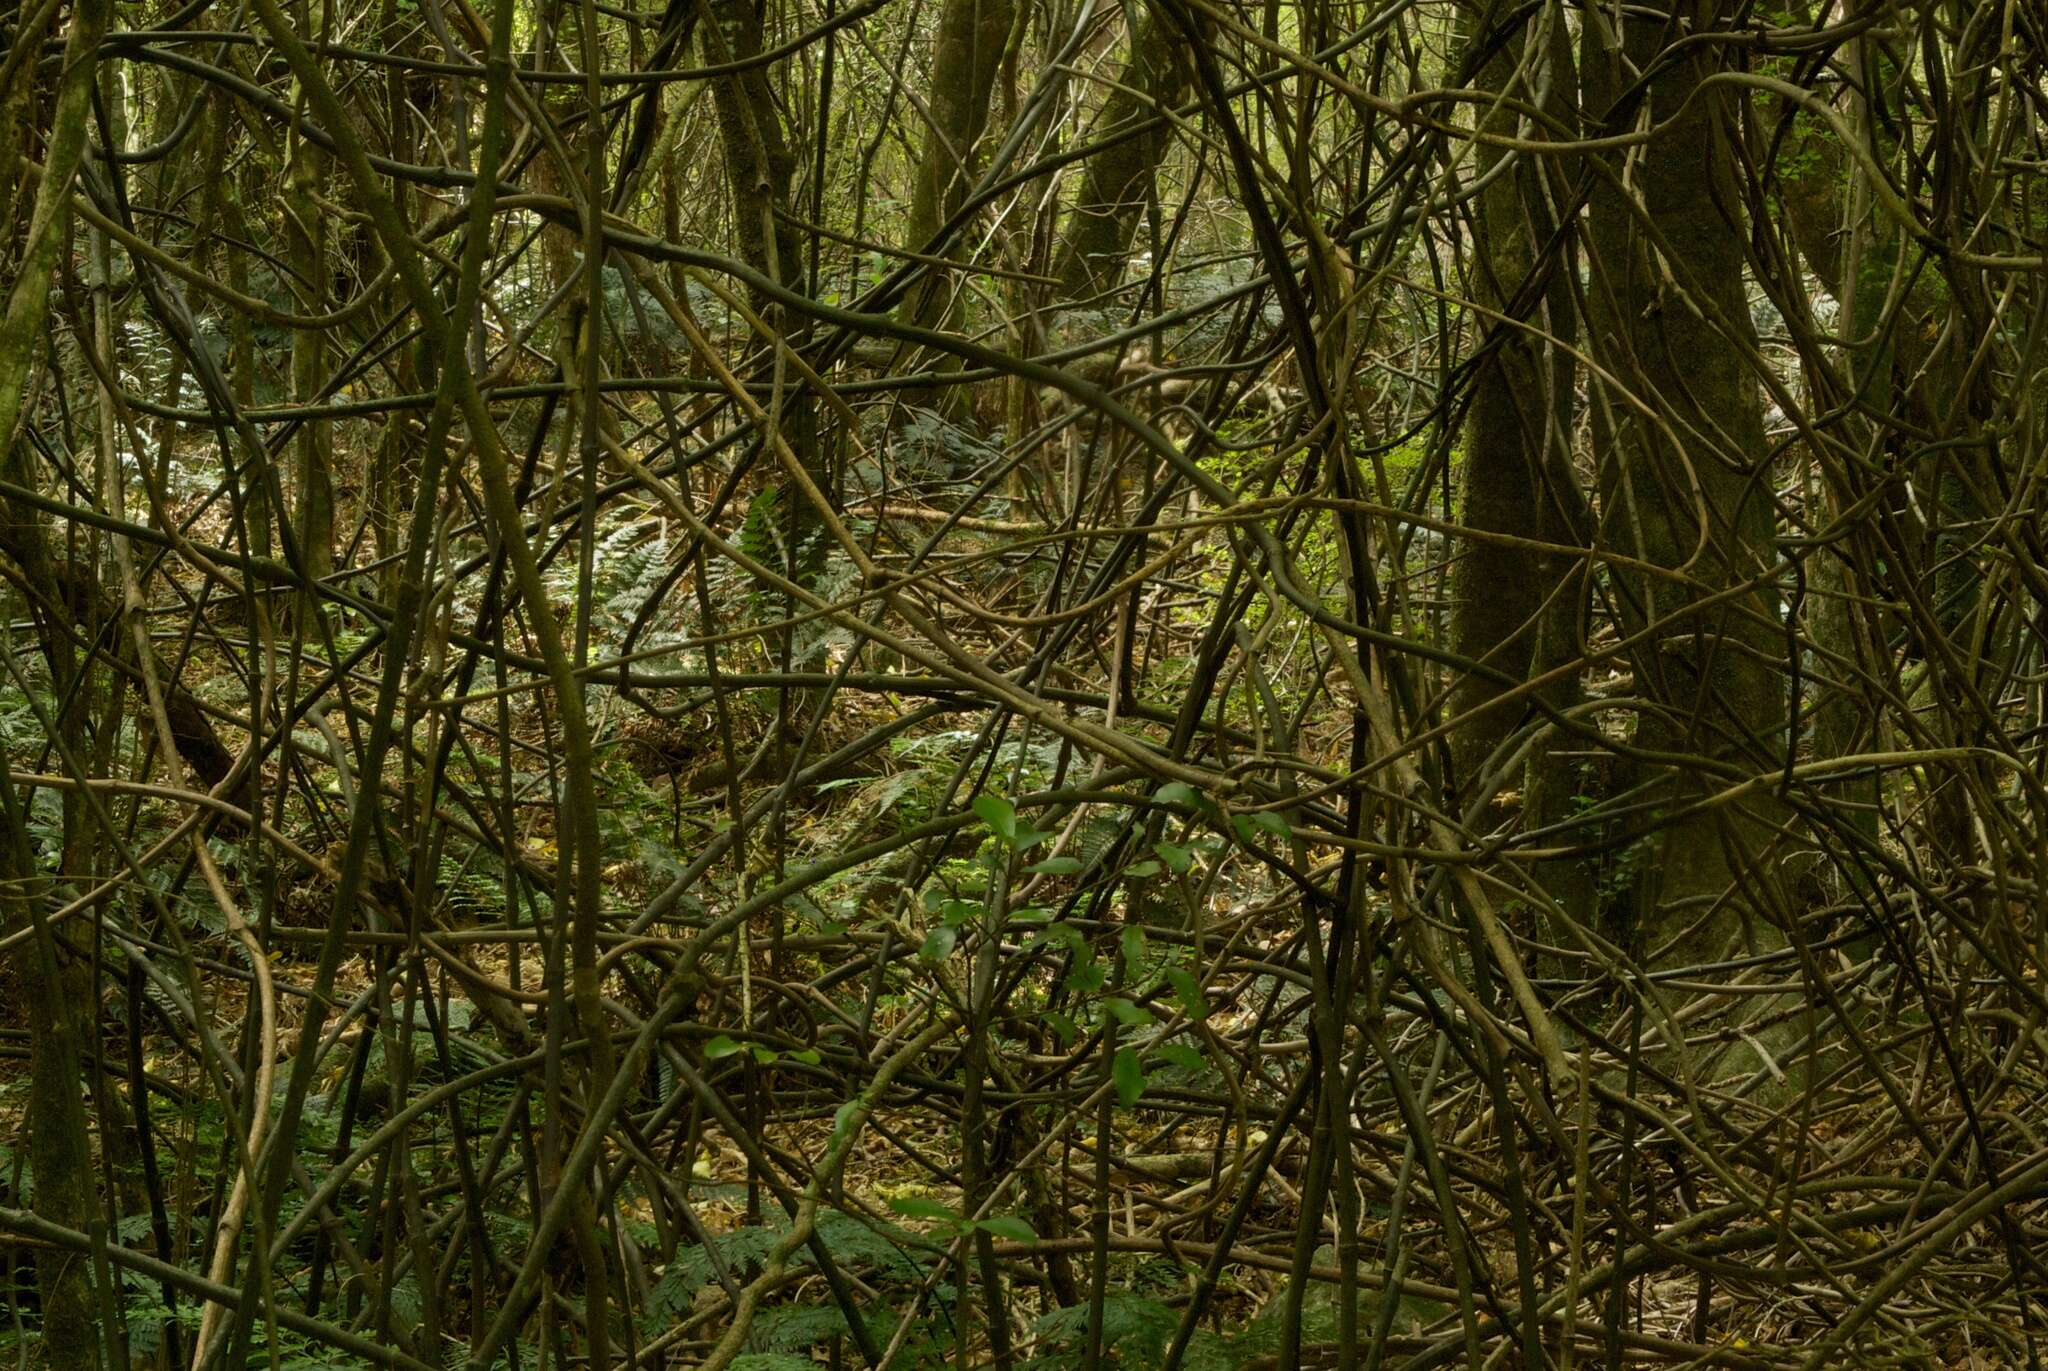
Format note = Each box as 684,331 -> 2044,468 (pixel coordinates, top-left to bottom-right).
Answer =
702,0 -> 826,535
286,127 -> 335,588
898,0 -> 1016,329
1582,0 -> 1789,975
0,784 -> 101,1370
0,0 -> 112,1360
1444,0 -> 1590,924
704,0 -> 806,304
1054,12 -> 1188,300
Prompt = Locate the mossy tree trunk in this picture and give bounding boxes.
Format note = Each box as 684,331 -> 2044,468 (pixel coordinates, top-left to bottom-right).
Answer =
0,0 -> 113,1362
898,0 -> 1016,330
704,0 -> 806,308
1582,0 -> 1790,975
1769,16 -> 1918,864
702,0 -> 822,504
1444,0 -> 1590,923
1054,12 -> 1188,301
285,126 -> 335,588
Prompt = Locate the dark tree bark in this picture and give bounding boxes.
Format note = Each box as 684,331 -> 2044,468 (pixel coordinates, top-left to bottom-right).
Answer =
701,0 -> 824,513
1054,10 -> 1188,300
0,0 -> 112,1361
899,0 -> 1017,328
1444,0 -> 1591,923
1582,0 -> 1790,972
703,0 -> 806,303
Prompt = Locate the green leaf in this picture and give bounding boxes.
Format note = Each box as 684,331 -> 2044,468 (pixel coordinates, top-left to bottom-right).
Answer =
737,485 -> 788,565
919,925 -> 959,961
1251,811 -> 1291,839
1155,1042 -> 1206,1073
1112,1047 -> 1146,1107
1065,960 -> 1105,993
789,1048 -> 821,1066
1026,856 -> 1083,875
1029,921 -> 1085,952
887,1195 -> 958,1223
972,793 -> 1017,843
977,1216 -> 1037,1242
1155,841 -> 1193,873
976,792 -> 1052,851
1105,996 -> 1153,1027
1125,860 -> 1161,878
1155,782 -> 1201,809
1119,924 -> 1147,973
704,1035 -> 745,1060
1165,968 -> 1208,1021
1043,1011 -> 1078,1045
750,1046 -> 780,1065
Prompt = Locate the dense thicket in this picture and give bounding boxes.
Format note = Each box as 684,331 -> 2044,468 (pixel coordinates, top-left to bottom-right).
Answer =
0,0 -> 2044,1365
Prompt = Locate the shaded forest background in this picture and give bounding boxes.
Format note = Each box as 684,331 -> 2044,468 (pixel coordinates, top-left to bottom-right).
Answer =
0,0 -> 2044,1364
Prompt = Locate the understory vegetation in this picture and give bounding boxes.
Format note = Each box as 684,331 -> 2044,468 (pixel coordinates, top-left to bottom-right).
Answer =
0,0 -> 2045,1366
